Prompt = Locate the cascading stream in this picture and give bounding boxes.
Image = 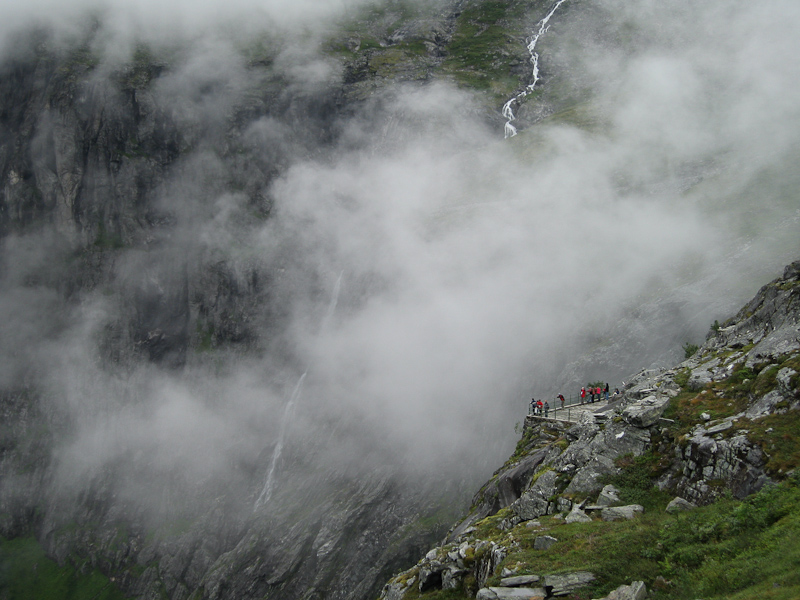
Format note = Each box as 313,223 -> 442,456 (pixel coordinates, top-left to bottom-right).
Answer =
254,271 -> 343,510
254,372 -> 306,508
503,0 -> 568,138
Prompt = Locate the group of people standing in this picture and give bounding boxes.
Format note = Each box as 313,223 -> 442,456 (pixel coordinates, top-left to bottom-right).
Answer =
530,384 -> 622,417
580,383 -> 611,403
530,398 -> 550,417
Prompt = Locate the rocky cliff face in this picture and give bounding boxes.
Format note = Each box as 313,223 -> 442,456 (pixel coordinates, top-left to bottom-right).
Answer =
0,7 -> 479,600
380,260 -> 800,599
1,1 -> 799,599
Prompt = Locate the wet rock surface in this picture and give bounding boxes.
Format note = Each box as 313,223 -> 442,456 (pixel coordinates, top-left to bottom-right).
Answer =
381,261 -> 800,600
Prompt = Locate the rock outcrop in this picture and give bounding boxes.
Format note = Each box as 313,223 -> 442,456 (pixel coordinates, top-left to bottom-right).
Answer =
381,261 -> 800,600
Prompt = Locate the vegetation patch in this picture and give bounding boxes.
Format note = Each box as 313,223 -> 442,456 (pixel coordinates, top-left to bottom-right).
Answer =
0,537 -> 125,600
664,386 -> 749,435
604,452 -> 672,511
442,0 -> 527,100
731,410 -> 800,477
414,475 -> 800,600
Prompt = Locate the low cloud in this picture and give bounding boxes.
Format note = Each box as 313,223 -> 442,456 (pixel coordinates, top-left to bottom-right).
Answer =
0,0 -> 798,521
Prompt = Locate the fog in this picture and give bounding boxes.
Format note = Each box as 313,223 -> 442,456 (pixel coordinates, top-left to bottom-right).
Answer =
1,0 -> 799,531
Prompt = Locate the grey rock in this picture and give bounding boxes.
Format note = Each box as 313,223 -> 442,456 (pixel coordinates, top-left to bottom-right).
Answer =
706,420 -> 734,434
665,497 -> 696,514
600,505 -> 643,521
511,470 -> 559,520
688,359 -> 720,390
563,454 -> 618,495
381,581 -> 409,600
746,327 -> 800,369
476,587 -> 547,599
524,520 -> 542,529
601,580 -> 647,600
564,506 -> 592,524
441,567 -> 468,590
543,571 -> 596,596
418,564 -> 444,592
533,535 -> 558,550
555,497 -> 573,513
777,367 -> 798,394
596,484 -> 621,506
500,574 -> 541,587
746,390 -> 789,419
622,395 -> 669,427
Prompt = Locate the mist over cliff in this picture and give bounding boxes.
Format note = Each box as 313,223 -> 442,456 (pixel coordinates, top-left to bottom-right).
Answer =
0,0 -> 799,598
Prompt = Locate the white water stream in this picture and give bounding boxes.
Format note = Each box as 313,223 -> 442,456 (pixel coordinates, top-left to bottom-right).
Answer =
254,372 -> 306,508
254,271 -> 343,510
502,0 -> 568,138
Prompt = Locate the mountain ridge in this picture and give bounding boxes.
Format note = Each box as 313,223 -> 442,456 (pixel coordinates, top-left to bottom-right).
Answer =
379,260 -> 800,600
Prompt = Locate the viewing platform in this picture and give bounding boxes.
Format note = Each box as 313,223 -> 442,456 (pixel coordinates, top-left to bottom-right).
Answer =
526,395 -> 623,425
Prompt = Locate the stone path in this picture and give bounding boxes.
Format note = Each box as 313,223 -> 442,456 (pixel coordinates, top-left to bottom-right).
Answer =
529,396 -> 621,424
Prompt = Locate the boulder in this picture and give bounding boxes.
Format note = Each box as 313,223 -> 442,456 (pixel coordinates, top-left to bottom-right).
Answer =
564,506 -> 592,524
543,571 -> 596,596
563,455 -> 618,495
665,497 -> 696,514
600,505 -> 643,521
706,420 -> 734,435
745,327 -> 800,369
600,580 -> 647,600
777,367 -> 798,395
596,484 -> 620,506
511,470 -> 559,520
746,389 -> 789,419
499,574 -> 541,587
622,395 -> 669,428
441,567 -> 468,590
476,587 -> 547,599
533,536 -> 558,550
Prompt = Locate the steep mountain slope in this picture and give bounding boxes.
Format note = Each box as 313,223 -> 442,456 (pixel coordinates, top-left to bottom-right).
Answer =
381,260 -> 800,599
1,0 -> 799,599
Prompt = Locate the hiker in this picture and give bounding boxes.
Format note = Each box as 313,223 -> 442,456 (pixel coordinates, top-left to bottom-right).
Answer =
530,397 -> 536,414
604,383 -> 610,400
596,386 -> 602,402
614,388 -> 620,395
558,393 -> 565,409
580,387 -> 586,404
537,399 -> 544,415
544,400 -> 550,417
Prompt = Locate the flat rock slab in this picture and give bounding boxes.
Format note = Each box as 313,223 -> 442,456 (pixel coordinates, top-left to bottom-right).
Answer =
706,420 -> 734,434
476,587 -> 547,599
600,505 -> 644,521
622,395 -> 669,427
543,571 -> 596,596
500,575 -> 541,587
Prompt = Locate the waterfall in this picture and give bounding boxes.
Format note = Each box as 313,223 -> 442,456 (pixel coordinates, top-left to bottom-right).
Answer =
254,372 -> 306,509
503,0 -> 569,138
254,272 -> 342,510
321,270 -> 343,332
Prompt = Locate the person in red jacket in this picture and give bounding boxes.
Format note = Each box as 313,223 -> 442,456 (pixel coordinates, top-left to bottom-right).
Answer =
580,387 -> 586,404
558,394 -> 565,409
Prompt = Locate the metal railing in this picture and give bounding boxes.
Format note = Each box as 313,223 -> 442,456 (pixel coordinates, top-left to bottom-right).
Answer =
528,392 -> 611,423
